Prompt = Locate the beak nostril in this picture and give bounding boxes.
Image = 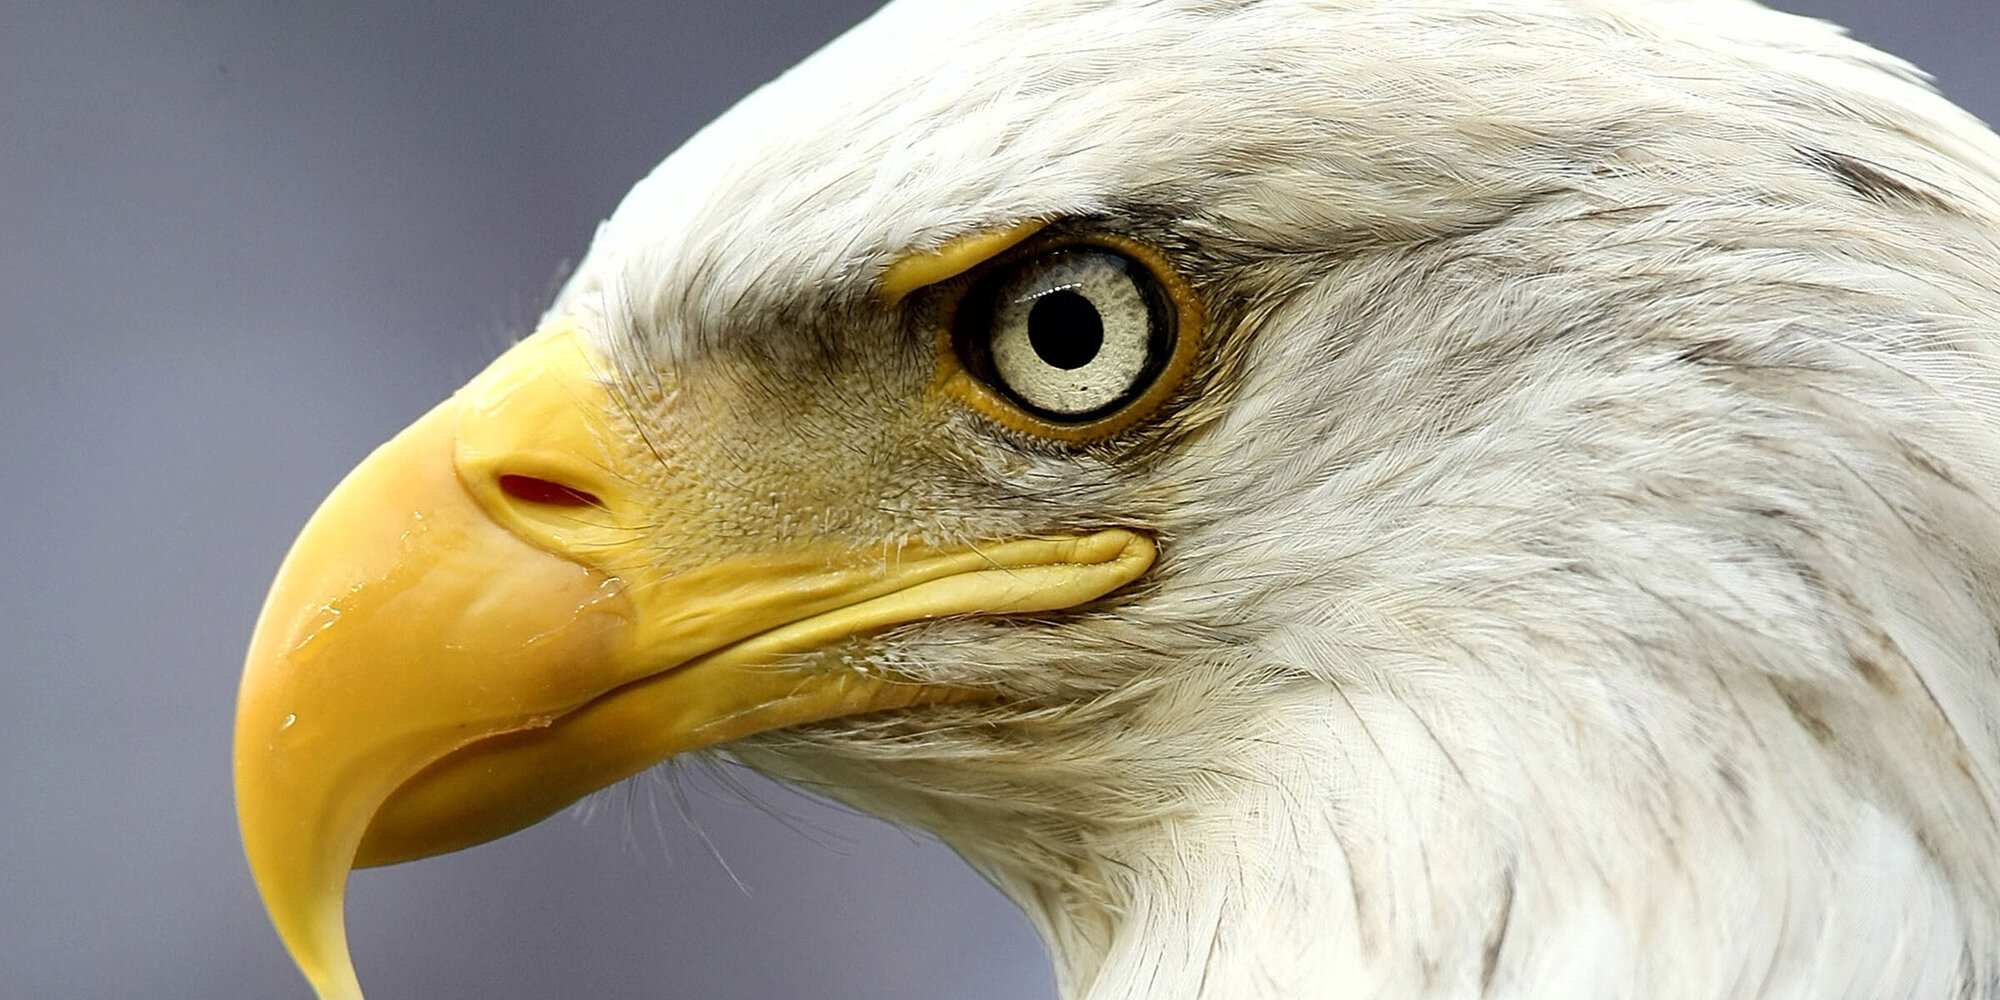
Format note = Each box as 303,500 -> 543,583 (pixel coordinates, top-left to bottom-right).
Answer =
498,474 -> 603,509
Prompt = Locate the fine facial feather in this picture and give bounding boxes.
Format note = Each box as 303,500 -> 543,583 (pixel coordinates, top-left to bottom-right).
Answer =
549,1 -> 2000,997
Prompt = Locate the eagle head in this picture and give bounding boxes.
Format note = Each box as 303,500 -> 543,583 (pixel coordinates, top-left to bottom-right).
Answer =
236,1 -> 2000,997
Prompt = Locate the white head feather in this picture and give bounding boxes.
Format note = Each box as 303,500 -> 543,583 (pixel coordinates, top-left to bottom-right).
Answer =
548,1 -> 2000,997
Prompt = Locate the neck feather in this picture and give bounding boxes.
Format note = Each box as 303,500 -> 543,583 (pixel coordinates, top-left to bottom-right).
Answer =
947,681 -> 1990,1000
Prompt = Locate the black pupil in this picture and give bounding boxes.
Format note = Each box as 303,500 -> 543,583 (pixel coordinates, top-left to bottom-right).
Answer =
1026,289 -> 1103,370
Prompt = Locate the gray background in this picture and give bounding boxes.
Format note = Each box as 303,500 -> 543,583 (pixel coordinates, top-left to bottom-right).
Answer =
2,2 -> 1994,998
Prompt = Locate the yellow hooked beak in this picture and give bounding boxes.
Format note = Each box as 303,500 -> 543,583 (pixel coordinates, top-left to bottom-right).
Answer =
233,323 -> 1156,1000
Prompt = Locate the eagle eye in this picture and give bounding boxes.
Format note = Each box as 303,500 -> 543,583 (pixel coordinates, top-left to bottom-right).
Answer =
944,236 -> 1202,440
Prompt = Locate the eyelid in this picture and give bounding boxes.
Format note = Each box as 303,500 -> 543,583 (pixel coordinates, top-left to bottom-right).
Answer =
880,220 -> 1049,305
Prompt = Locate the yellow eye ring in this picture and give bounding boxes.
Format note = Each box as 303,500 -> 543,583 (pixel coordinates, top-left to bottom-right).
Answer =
932,231 -> 1204,444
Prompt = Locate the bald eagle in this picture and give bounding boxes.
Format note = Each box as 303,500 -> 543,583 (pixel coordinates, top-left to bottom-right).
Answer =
235,0 -> 2000,997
